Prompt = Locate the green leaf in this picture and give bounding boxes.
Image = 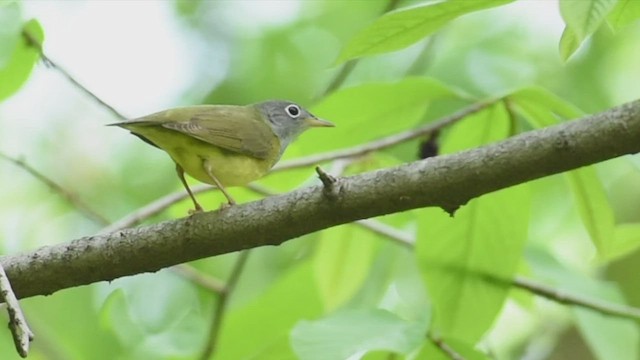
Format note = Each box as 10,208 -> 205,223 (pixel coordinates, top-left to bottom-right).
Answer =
416,184 -> 531,343
0,1 -> 22,67
564,167 -> 616,257
560,0 -> 618,39
0,18 -> 43,102
313,225 -> 379,311
303,77 -> 462,154
100,289 -> 145,348
602,223 -> 640,261
509,87 -> 583,127
558,0 -> 617,60
509,88 -> 613,255
216,262 -> 323,359
336,0 -> 515,63
608,0 -> 640,31
23,286 -> 123,359
97,271 -> 205,359
559,26 -> 581,61
291,309 -> 425,360
440,101 -> 510,153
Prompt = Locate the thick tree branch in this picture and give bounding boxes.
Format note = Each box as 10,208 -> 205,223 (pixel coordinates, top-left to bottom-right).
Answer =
1,99 -> 639,300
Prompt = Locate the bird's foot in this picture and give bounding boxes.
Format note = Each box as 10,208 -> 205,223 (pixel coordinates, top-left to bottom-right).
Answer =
218,201 -> 235,211
188,204 -> 204,215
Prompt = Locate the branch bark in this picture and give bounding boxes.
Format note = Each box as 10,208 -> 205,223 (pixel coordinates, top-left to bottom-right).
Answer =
2,99 -> 639,300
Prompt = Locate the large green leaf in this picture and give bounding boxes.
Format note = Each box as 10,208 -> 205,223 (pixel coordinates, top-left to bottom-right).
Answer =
291,309 -> 425,360
215,262 -> 323,359
417,184 -> 531,343
336,0 -> 515,63
439,101 -> 509,153
300,77 -> 462,155
97,271 -> 205,359
565,167 -> 616,256
313,224 -> 379,312
508,87 -> 582,127
558,0 -> 617,60
23,285 -> 123,360
510,89 -> 616,256
417,101 -> 530,342
607,0 -> 640,31
0,18 -> 43,102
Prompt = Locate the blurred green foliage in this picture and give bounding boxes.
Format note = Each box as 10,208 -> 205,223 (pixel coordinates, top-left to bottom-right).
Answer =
1,0 -> 640,359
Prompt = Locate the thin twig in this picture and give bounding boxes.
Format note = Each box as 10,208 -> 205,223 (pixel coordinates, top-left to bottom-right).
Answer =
199,250 -> 251,360
513,276 -> 640,321
21,29 -> 127,120
171,264 -> 225,294
0,152 -> 111,225
273,99 -> 496,172
0,262 -> 34,358
428,333 -> 465,360
100,185 -> 210,233
355,219 -> 640,321
367,223 -> 640,321
319,0 -> 403,98
320,60 -> 357,98
356,219 -> 413,247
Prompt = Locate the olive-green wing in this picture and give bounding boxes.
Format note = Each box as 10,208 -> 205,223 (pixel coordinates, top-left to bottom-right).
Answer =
115,105 -> 277,159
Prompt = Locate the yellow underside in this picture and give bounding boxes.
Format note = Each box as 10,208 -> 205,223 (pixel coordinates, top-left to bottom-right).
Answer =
130,127 -> 274,187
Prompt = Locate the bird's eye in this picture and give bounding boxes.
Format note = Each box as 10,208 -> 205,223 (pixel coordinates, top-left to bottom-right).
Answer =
285,104 -> 301,118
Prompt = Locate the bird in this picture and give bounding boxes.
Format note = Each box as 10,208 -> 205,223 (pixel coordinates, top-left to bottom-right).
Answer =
109,100 -> 334,212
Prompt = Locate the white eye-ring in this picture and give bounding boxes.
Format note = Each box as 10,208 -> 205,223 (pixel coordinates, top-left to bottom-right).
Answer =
285,104 -> 301,118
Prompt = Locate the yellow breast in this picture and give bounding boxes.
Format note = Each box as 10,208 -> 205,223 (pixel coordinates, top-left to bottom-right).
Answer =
127,125 -> 277,187
169,140 -> 274,186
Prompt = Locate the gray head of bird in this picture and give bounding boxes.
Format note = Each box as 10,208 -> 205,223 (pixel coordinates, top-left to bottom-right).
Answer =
255,100 -> 334,151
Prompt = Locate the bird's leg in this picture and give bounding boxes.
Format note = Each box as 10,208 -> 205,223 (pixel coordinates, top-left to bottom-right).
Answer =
203,159 -> 237,206
175,163 -> 204,213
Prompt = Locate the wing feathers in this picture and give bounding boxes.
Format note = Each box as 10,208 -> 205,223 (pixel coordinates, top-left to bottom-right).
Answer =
115,106 -> 277,160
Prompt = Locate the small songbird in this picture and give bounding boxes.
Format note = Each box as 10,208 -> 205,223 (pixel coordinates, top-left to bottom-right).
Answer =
109,100 -> 334,211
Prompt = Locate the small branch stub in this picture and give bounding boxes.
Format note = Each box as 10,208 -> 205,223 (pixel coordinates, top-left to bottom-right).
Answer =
316,166 -> 341,200
0,262 -> 34,358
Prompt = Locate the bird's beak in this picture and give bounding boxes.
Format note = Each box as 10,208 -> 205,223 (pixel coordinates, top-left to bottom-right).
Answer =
305,116 -> 335,128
